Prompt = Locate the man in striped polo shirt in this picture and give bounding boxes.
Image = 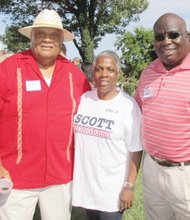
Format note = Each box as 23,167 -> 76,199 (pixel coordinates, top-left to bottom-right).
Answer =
135,13 -> 190,220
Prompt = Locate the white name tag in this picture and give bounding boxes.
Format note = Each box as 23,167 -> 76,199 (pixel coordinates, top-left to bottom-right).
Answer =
26,80 -> 41,91
143,87 -> 153,98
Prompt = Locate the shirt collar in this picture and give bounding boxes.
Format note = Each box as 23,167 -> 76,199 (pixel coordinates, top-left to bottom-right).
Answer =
151,52 -> 190,74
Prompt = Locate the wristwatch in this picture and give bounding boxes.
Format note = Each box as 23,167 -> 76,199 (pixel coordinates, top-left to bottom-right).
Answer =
123,181 -> 135,191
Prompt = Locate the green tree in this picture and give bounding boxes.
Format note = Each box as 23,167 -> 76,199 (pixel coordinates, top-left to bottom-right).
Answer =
3,25 -> 30,53
0,0 -> 148,62
115,27 -> 157,94
116,27 -> 156,79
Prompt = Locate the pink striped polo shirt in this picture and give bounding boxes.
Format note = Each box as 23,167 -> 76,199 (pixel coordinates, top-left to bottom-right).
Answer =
135,53 -> 190,162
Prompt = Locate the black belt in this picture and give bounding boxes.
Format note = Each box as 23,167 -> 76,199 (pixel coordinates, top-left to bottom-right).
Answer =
150,155 -> 190,167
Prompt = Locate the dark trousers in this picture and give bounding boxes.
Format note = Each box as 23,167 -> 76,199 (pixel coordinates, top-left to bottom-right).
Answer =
85,209 -> 123,220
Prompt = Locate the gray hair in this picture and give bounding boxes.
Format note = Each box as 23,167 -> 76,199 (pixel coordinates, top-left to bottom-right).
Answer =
92,50 -> 120,71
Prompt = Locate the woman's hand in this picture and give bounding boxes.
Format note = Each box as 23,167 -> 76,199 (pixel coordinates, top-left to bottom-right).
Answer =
119,187 -> 134,212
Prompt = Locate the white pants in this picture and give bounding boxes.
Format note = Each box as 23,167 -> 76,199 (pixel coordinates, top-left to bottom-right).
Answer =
143,154 -> 190,220
0,182 -> 72,220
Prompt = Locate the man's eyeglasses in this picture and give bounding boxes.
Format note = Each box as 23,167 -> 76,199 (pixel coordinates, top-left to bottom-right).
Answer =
154,31 -> 186,42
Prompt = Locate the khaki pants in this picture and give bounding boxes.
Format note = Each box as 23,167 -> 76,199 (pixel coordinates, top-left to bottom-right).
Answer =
143,154 -> 190,220
0,182 -> 72,220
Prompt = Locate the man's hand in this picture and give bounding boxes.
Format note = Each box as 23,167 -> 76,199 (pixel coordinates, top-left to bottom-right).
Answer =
0,160 -> 11,180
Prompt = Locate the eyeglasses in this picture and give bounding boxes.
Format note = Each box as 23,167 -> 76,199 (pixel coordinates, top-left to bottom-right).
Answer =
154,31 -> 186,42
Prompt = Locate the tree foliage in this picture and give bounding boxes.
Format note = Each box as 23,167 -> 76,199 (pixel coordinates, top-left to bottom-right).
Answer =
116,27 -> 157,79
0,0 -> 148,62
3,25 -> 30,53
115,27 -> 157,94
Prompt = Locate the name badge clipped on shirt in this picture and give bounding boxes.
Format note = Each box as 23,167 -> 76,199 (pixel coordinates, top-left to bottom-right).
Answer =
26,80 -> 41,92
143,87 -> 153,98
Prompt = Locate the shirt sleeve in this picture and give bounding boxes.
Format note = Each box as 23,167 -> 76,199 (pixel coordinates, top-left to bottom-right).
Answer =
0,62 -> 8,158
129,99 -> 143,152
134,79 -> 143,109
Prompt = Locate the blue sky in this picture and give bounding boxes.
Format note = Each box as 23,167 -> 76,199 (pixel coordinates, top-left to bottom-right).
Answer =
1,0 -> 190,59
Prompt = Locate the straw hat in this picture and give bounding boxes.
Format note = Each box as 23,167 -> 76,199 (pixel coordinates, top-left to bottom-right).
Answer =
18,9 -> 75,42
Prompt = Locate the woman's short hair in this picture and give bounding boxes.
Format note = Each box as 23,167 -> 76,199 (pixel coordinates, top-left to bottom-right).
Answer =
92,50 -> 120,71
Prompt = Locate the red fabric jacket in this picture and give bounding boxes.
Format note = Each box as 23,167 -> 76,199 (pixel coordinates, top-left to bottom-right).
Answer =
0,49 -> 91,188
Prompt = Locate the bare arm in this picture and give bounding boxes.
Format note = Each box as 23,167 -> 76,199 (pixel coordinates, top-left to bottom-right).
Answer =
119,150 -> 143,211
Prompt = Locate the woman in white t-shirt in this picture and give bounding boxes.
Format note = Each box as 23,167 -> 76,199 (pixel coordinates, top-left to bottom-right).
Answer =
72,50 -> 143,220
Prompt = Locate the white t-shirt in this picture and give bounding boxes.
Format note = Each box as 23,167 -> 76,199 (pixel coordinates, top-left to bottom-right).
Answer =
43,75 -> 52,87
72,89 -> 142,212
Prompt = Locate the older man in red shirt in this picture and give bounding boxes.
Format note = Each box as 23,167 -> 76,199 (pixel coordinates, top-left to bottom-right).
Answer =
0,9 -> 90,220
